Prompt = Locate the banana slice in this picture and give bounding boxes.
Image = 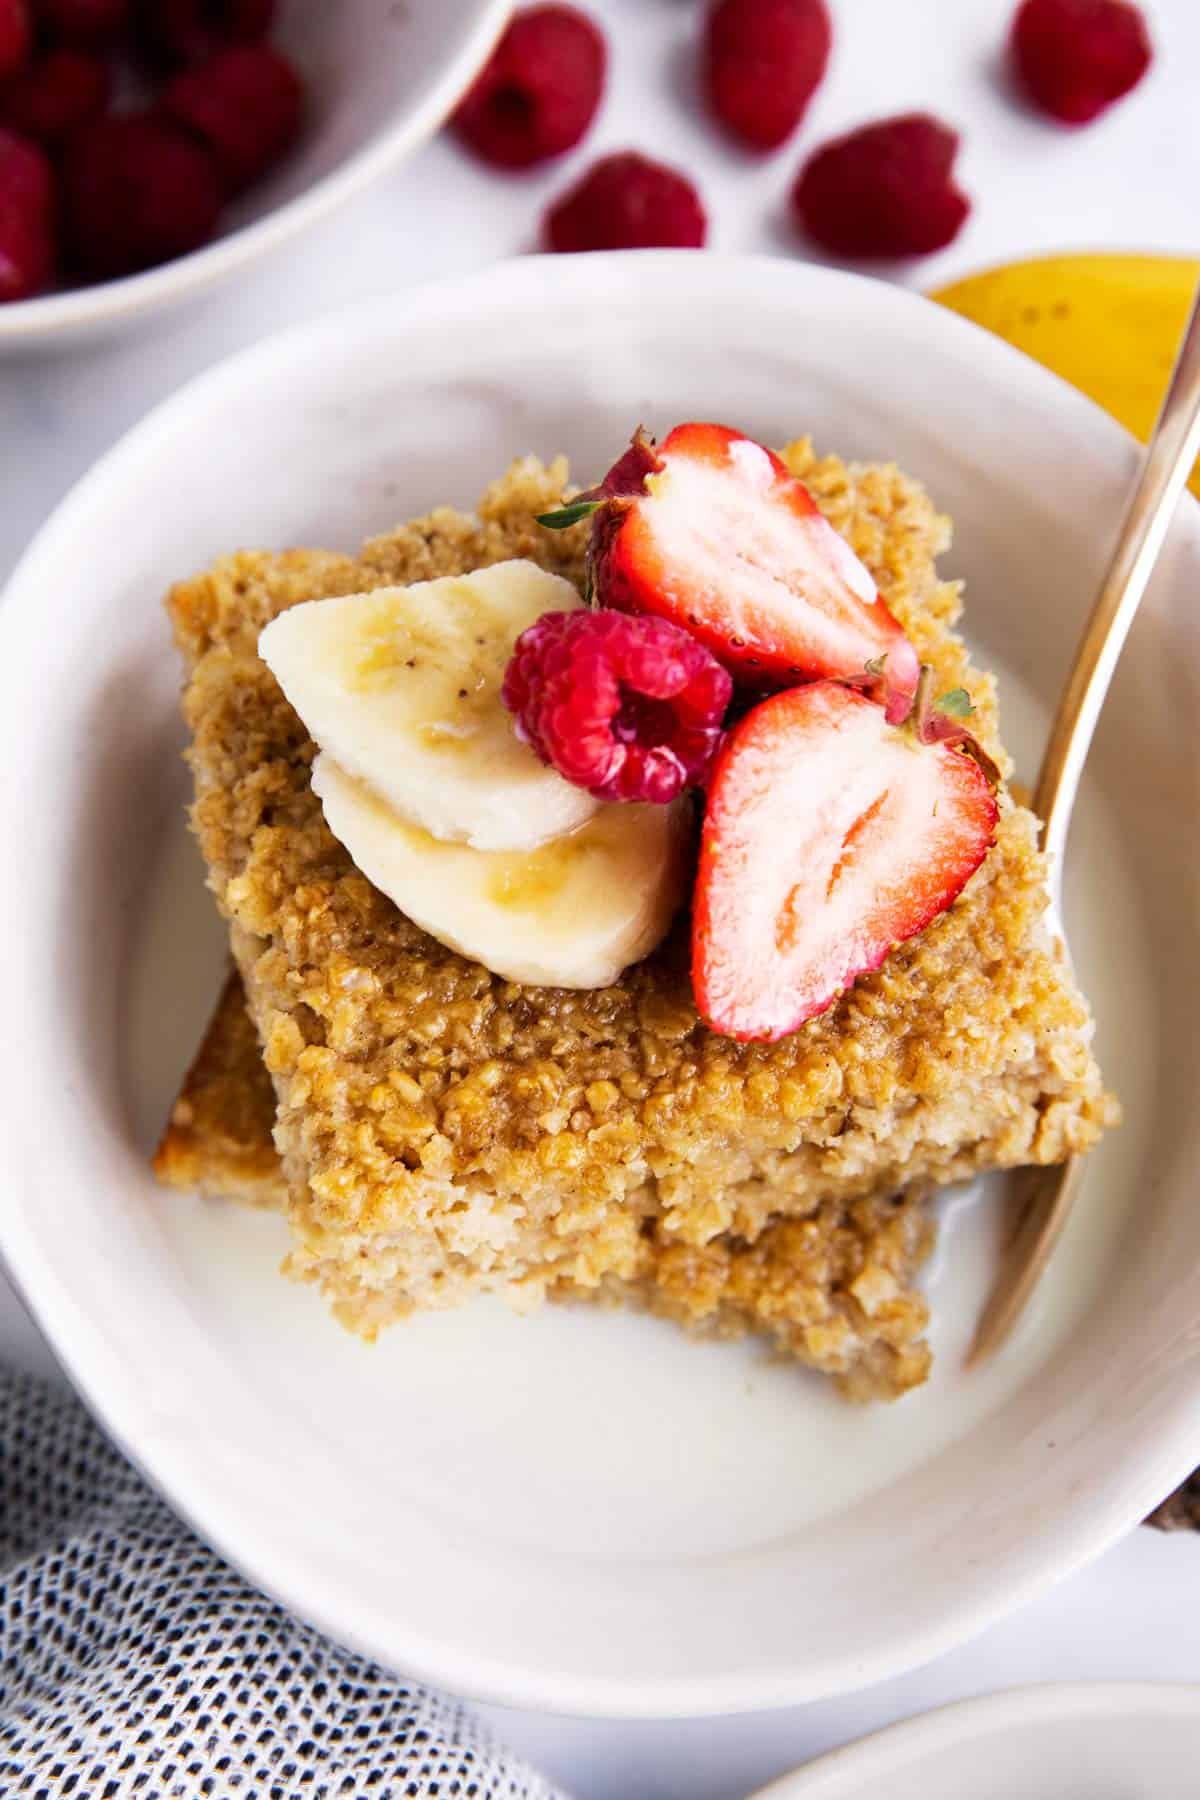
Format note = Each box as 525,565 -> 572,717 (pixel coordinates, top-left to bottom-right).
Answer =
312,754 -> 689,989
259,561 -> 599,851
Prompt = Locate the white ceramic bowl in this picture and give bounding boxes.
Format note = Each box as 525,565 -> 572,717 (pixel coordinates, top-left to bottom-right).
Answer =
1,254 -> 1197,1717
750,1684 -> 1200,1799
0,0 -> 509,348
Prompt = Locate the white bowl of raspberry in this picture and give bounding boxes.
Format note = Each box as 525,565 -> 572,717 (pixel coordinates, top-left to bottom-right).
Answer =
0,0 -> 510,347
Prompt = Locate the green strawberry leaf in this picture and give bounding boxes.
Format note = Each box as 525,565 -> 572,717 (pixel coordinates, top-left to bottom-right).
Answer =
536,500 -> 603,531
936,687 -> 974,718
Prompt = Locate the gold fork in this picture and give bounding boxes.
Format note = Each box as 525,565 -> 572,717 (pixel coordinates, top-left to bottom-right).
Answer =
969,277 -> 1200,1365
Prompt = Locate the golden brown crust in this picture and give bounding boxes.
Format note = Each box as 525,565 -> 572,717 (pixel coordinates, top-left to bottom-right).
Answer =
153,969 -> 284,1207
600,1196 -> 936,1400
156,970 -> 934,1397
164,444 -> 1116,1396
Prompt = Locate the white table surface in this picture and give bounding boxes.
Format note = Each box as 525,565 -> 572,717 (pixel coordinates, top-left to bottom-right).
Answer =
2,0 -> 1198,1793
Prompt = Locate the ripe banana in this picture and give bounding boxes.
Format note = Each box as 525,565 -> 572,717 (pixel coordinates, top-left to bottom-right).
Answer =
258,561 -> 599,852
311,755 -> 688,989
931,253 -> 1200,497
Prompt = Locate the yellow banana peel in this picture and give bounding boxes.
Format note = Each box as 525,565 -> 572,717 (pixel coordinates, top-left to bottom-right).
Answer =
930,253 -> 1200,497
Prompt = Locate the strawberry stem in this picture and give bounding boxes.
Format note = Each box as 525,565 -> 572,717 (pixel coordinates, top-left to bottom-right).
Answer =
537,499 -> 604,530
909,663 -> 936,738
896,664 -> 1002,786
861,652 -> 918,726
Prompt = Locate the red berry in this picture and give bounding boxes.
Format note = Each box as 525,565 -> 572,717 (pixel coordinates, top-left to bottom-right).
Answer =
502,607 -> 732,804
452,4 -> 606,169
37,0 -> 128,47
133,0 -> 273,71
0,0 -> 30,81
0,127 -> 54,299
1010,0 -> 1151,125
0,49 -> 109,145
545,151 -> 706,252
164,43 -> 303,193
704,0 -> 831,152
60,113 -> 223,278
793,112 -> 970,259
692,680 -> 998,1041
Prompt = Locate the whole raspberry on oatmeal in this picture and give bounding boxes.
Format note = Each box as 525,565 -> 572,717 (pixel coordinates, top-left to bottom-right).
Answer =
502,607 -> 732,803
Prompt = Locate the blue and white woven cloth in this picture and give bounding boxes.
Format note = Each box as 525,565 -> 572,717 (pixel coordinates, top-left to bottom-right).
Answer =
0,1370 -> 564,1799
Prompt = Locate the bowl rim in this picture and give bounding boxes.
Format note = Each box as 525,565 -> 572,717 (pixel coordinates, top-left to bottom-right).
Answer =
0,0 -> 511,346
746,1682 -> 1200,1798
2,252 -> 1199,1718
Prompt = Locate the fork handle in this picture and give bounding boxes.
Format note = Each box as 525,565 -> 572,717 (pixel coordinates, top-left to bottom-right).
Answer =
1037,279 -> 1200,872
968,279 -> 1200,1370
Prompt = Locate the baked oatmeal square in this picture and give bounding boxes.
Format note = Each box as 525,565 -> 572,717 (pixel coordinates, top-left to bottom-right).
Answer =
162,444 -> 1114,1398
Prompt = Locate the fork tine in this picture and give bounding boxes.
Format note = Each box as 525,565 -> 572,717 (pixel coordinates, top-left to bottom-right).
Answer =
967,1156 -> 1087,1365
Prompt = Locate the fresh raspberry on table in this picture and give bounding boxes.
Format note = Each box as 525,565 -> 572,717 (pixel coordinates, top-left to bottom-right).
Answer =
36,0 -> 129,47
133,0 -> 274,70
0,49 -> 109,146
0,127 -> 55,300
502,607 -> 733,804
792,112 -> 970,258
60,112 -> 223,277
164,43 -> 303,193
544,151 -> 707,252
0,0 -> 30,80
1010,0 -> 1151,124
704,0 -> 831,152
452,4 -> 606,169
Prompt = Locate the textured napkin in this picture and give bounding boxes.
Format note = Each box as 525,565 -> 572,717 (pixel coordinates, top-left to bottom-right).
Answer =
0,1369 -> 564,1798
2,1360 -> 1194,1800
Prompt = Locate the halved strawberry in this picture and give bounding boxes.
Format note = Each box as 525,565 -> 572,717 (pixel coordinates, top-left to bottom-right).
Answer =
693,677 -> 998,1041
541,423 -> 920,717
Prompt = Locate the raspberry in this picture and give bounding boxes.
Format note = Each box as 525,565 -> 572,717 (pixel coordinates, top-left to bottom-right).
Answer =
704,0 -> 831,152
452,4 -> 605,169
37,0 -> 129,47
0,127 -> 54,300
164,44 -> 303,193
1010,0 -> 1151,124
793,113 -> 969,259
544,152 -> 707,252
0,49 -> 109,145
0,0 -> 30,81
133,0 -> 273,71
61,112 -> 223,277
503,608 -> 732,804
